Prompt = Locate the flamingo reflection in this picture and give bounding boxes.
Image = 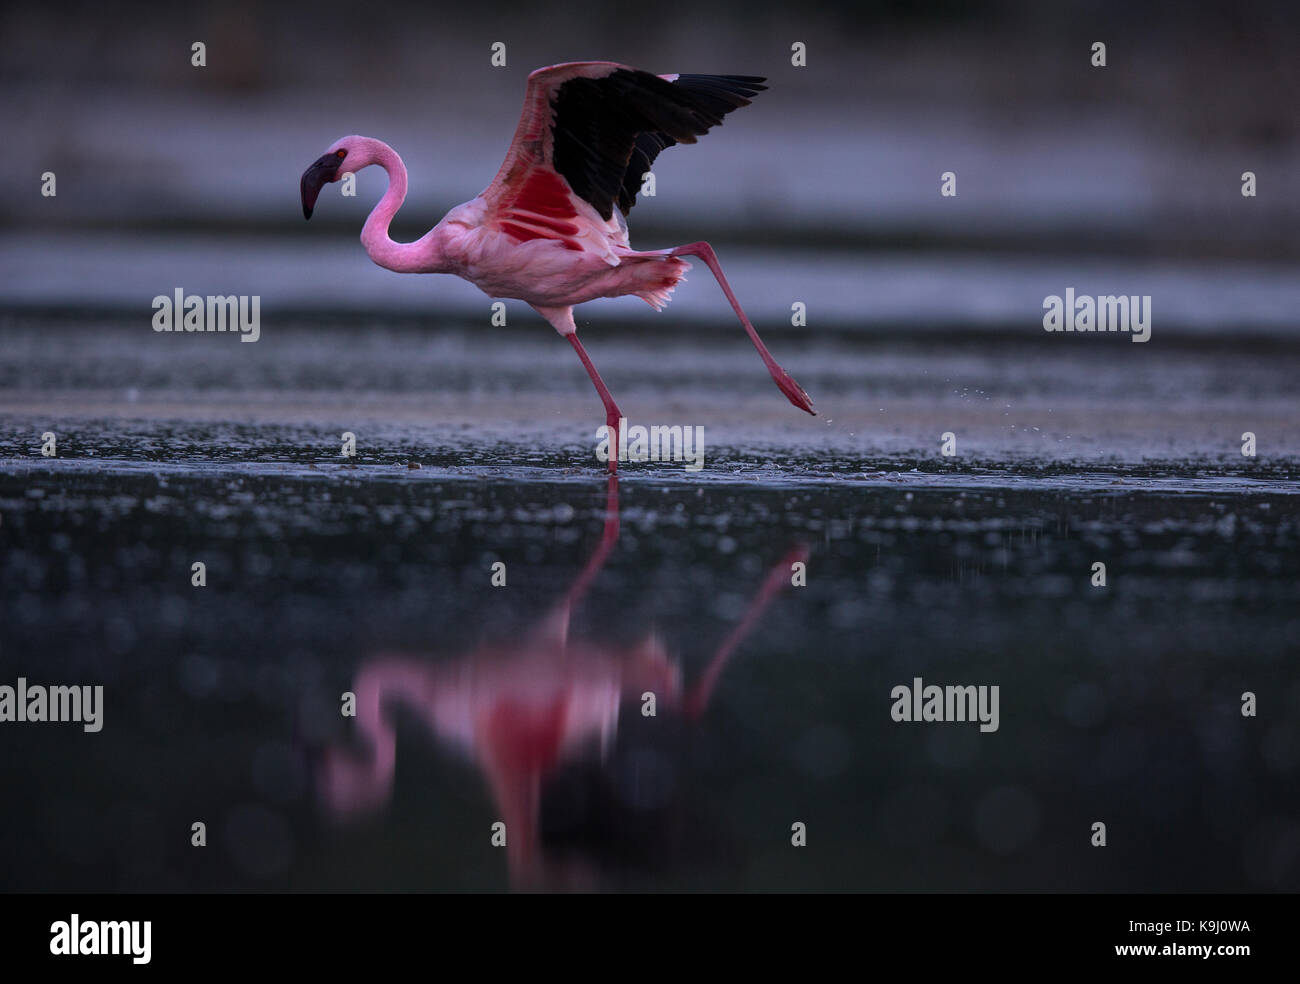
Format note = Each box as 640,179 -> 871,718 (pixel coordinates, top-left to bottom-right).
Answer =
320,476 -> 807,889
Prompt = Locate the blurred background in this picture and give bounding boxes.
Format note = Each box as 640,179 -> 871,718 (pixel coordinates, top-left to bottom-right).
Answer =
1,0 -> 1298,893
3,0 -> 1299,321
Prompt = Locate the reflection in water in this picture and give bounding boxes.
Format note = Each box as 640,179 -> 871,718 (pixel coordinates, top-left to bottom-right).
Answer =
319,476 -> 807,889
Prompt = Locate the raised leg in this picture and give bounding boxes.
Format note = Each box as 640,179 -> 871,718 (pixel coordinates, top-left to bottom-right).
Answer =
666,241 -> 815,415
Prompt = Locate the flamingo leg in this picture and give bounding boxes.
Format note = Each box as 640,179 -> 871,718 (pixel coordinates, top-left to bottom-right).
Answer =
565,332 -> 623,474
533,305 -> 624,474
663,241 -> 815,415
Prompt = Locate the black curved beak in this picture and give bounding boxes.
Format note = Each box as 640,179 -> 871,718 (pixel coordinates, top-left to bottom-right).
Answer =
301,153 -> 343,219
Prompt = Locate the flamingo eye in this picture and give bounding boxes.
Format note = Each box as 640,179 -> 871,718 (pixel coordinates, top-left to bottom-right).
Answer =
335,150 -> 346,158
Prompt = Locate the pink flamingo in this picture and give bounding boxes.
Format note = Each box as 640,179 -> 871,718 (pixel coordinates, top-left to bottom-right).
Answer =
300,62 -> 815,471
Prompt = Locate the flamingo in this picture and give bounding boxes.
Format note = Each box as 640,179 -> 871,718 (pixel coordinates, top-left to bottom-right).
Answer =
300,62 -> 815,471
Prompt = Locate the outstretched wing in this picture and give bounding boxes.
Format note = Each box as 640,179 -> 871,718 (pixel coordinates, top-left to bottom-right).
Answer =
482,62 -> 766,237
614,74 -> 766,216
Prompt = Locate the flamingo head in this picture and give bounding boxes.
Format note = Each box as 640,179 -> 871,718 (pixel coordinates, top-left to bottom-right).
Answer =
300,136 -> 366,219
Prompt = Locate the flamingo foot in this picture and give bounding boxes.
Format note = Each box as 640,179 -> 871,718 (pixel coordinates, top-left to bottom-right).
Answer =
605,410 -> 620,474
772,367 -> 816,415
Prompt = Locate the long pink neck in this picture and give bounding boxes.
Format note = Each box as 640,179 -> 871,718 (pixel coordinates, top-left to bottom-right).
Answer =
359,140 -> 443,274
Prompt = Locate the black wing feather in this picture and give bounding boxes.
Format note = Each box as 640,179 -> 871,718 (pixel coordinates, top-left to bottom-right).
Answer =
550,71 -> 766,221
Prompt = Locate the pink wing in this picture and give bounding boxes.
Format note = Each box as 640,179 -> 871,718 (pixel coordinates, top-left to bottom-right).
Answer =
481,62 -> 767,248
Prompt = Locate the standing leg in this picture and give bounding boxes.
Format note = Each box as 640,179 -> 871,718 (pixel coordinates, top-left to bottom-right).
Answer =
567,334 -> 623,474
534,305 -> 623,473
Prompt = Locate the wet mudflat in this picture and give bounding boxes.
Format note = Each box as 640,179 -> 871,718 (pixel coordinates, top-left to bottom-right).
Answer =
1,315 -> 1297,891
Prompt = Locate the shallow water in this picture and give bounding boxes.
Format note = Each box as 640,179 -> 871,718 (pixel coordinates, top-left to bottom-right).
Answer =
3,458 -> 1298,892
2,313 -> 1298,892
